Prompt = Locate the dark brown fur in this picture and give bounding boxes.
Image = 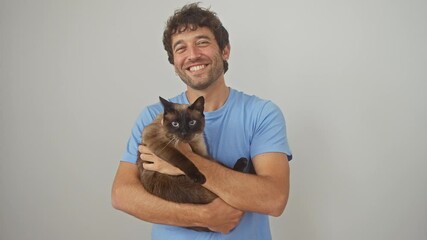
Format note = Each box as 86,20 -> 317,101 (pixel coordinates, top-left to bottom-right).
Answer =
137,97 -> 212,195
137,96 -> 249,231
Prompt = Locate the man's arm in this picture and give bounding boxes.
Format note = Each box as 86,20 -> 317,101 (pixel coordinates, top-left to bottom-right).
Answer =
189,151 -> 290,216
111,161 -> 243,233
142,145 -> 290,217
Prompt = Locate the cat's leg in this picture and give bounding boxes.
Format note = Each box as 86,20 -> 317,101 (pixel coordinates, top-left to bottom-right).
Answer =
155,147 -> 206,184
233,157 -> 248,172
232,157 -> 256,174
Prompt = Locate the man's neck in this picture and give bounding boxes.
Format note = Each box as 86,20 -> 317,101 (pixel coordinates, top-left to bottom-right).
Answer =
186,79 -> 230,112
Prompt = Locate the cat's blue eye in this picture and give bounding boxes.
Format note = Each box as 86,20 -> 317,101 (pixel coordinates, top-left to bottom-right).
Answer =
189,120 -> 197,126
171,122 -> 180,128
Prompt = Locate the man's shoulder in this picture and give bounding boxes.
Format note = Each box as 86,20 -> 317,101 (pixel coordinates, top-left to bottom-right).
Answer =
142,102 -> 162,118
231,89 -> 280,113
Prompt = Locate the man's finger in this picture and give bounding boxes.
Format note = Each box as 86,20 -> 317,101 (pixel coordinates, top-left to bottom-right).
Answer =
142,162 -> 154,170
139,145 -> 152,154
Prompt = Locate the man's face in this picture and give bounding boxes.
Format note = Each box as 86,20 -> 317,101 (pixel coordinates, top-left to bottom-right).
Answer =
171,26 -> 230,90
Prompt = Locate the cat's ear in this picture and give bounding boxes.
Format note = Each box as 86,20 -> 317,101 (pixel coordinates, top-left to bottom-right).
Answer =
189,96 -> 205,113
159,96 -> 174,113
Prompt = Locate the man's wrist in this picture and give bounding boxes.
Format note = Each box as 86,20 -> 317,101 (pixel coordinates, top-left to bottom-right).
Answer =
190,204 -> 210,228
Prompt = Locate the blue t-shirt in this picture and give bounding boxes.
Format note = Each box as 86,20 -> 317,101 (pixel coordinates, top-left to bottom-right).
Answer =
122,88 -> 292,240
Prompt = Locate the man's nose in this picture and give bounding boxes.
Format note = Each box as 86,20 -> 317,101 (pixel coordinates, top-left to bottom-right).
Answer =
187,46 -> 201,60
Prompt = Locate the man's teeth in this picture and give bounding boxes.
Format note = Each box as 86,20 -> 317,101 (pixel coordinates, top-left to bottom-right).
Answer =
189,65 -> 205,72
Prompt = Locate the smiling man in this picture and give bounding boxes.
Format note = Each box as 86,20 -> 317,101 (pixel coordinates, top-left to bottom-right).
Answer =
112,3 -> 292,240
172,27 -> 227,92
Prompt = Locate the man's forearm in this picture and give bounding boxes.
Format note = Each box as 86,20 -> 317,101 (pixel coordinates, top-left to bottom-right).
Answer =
111,162 -> 244,233
187,152 -> 290,216
111,163 -> 207,228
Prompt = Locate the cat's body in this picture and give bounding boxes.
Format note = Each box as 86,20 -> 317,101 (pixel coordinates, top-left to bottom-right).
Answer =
137,96 -> 250,231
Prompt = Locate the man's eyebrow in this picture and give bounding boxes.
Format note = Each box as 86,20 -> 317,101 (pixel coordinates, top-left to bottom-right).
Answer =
172,35 -> 212,50
195,35 -> 211,41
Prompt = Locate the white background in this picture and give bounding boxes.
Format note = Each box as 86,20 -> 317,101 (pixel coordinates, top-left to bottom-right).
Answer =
1,0 -> 426,239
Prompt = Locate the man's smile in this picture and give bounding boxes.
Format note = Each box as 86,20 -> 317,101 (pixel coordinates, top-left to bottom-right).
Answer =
188,64 -> 208,73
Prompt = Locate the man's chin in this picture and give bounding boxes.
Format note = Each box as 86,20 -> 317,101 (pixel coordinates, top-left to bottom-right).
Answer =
180,78 -> 213,91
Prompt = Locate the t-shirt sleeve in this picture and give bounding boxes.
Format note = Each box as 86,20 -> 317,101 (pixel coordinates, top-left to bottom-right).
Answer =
250,101 -> 293,161
121,107 -> 158,164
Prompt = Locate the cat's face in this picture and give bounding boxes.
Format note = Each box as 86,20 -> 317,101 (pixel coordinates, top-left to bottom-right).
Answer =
160,96 -> 205,142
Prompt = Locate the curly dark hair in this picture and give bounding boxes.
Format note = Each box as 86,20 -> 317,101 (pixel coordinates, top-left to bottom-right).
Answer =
162,3 -> 230,73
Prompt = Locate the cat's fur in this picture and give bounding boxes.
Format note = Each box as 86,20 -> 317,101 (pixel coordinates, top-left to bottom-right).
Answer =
136,96 -> 250,231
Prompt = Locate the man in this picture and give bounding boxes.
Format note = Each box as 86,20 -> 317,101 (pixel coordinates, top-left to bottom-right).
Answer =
112,3 -> 292,239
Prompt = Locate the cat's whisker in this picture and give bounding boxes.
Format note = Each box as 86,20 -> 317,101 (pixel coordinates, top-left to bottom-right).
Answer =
173,136 -> 181,146
158,137 -> 175,154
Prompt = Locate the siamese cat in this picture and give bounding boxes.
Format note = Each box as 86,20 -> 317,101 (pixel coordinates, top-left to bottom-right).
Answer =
137,96 -> 251,231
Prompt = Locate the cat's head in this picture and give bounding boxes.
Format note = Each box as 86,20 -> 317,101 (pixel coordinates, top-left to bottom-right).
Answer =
159,96 -> 205,142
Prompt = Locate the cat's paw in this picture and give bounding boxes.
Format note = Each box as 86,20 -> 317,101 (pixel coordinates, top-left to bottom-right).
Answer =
233,157 -> 249,172
189,171 -> 206,184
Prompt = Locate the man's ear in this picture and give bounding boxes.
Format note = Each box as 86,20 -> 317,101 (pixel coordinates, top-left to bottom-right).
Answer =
222,44 -> 231,61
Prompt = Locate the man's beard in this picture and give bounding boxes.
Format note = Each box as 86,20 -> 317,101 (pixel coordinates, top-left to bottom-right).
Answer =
175,54 -> 224,91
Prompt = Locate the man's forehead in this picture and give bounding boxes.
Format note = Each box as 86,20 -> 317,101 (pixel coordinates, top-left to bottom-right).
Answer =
171,26 -> 214,42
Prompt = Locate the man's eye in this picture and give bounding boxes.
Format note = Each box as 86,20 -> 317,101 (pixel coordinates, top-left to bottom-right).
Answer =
197,40 -> 209,46
175,46 -> 185,53
171,122 -> 180,128
189,120 -> 197,126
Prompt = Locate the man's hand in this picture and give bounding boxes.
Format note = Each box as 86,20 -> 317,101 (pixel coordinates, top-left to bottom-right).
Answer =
139,145 -> 184,176
139,144 -> 245,233
203,198 -> 244,234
